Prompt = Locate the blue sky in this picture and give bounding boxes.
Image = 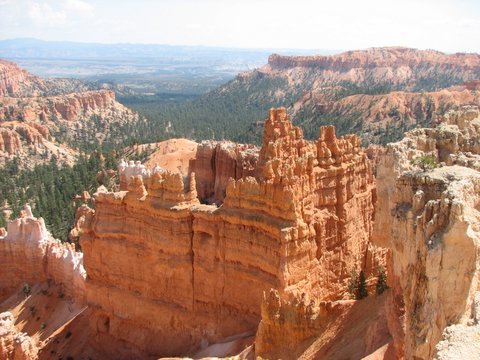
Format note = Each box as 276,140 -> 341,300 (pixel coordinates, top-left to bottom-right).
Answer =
0,0 -> 479,52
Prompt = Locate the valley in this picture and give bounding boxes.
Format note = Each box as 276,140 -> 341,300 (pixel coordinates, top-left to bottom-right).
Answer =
118,47 -> 480,146
1,105 -> 480,359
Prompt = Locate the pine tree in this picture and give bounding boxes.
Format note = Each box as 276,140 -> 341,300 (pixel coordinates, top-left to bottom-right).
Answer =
376,266 -> 389,295
358,271 -> 368,299
348,268 -> 359,299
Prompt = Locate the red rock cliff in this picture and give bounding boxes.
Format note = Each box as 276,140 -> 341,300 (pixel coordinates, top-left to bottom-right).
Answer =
0,60 -> 31,97
0,89 -> 138,168
268,47 -> 480,72
373,106 -> 480,359
0,205 -> 86,303
78,108 -> 382,358
0,59 -> 90,97
0,60 -> 140,169
189,140 -> 258,204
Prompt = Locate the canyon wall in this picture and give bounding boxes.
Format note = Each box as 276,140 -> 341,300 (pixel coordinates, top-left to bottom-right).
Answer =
1,103 -> 479,359
0,89 -> 139,168
290,84 -> 480,141
0,90 -> 121,123
0,60 -> 31,97
0,60 -> 140,169
0,205 -> 86,303
189,140 -> 258,204
268,48 -> 480,78
0,59 -> 90,97
77,108 -> 382,358
373,106 -> 480,359
226,47 -> 480,146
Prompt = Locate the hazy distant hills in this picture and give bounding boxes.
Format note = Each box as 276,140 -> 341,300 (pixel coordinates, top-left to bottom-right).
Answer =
0,38 -> 331,94
0,38 -> 324,61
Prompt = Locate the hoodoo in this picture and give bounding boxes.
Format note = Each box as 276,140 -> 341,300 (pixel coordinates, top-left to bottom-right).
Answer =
3,107 -> 479,359
75,107 -> 384,358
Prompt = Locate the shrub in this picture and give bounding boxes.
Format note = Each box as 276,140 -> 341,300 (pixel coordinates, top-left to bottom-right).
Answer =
376,266 -> 389,295
411,154 -> 437,171
348,268 -> 359,299
357,271 -> 369,299
348,268 -> 369,299
22,283 -> 31,296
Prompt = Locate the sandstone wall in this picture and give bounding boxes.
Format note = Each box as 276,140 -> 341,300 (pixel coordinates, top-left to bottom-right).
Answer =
372,106 -> 480,359
0,59 -> 90,97
189,140 -> 258,205
0,89 -> 138,168
0,206 -> 86,303
0,312 -> 38,360
79,108 -> 381,358
0,90 -> 126,124
0,60 -> 30,97
268,48 -> 480,73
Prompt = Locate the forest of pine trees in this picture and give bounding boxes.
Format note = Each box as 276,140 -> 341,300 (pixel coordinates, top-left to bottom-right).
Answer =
0,152 -> 117,241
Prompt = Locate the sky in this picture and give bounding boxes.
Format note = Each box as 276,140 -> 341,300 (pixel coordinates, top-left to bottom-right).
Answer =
0,0 -> 479,52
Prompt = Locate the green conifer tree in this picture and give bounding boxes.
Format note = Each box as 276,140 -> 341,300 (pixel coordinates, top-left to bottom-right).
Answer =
376,266 -> 389,295
348,268 -> 359,299
357,270 -> 369,299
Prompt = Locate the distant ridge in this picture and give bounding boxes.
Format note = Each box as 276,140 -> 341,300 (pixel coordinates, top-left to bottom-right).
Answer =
268,47 -> 480,70
0,38 -> 334,60
128,46 -> 480,145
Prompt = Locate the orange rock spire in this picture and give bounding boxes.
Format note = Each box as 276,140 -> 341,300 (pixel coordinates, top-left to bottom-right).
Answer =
76,108 -> 382,358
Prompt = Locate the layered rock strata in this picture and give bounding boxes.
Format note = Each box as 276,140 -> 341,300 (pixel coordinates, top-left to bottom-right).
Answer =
373,106 -> 480,359
267,48 -> 480,86
0,90 -> 138,168
0,90 -> 122,123
78,108 -> 382,358
189,140 -> 258,204
0,60 -> 140,168
0,59 -> 90,97
0,60 -> 34,97
255,288 -> 393,359
0,205 -> 86,303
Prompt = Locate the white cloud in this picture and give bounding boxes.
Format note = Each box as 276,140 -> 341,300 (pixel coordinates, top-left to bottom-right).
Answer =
25,0 -> 94,28
1,0 -> 478,53
65,0 -> 93,15
28,2 -> 67,26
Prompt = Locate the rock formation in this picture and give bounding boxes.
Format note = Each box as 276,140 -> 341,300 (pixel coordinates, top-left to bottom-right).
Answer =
0,127 -> 22,155
0,204 -> 86,303
74,107 -> 384,358
5,105 -> 480,359
0,60 -> 140,169
0,90 -> 123,122
373,106 -> 480,359
289,83 -> 480,144
189,140 -> 258,204
142,138 -> 198,176
0,59 -> 91,97
267,48 -> 480,87
255,288 -> 393,359
212,47 -> 480,146
0,312 -> 38,360
0,60 -> 33,97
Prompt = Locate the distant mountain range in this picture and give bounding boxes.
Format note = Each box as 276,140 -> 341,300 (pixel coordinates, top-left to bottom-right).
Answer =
0,38 -> 334,82
0,38 -> 332,60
